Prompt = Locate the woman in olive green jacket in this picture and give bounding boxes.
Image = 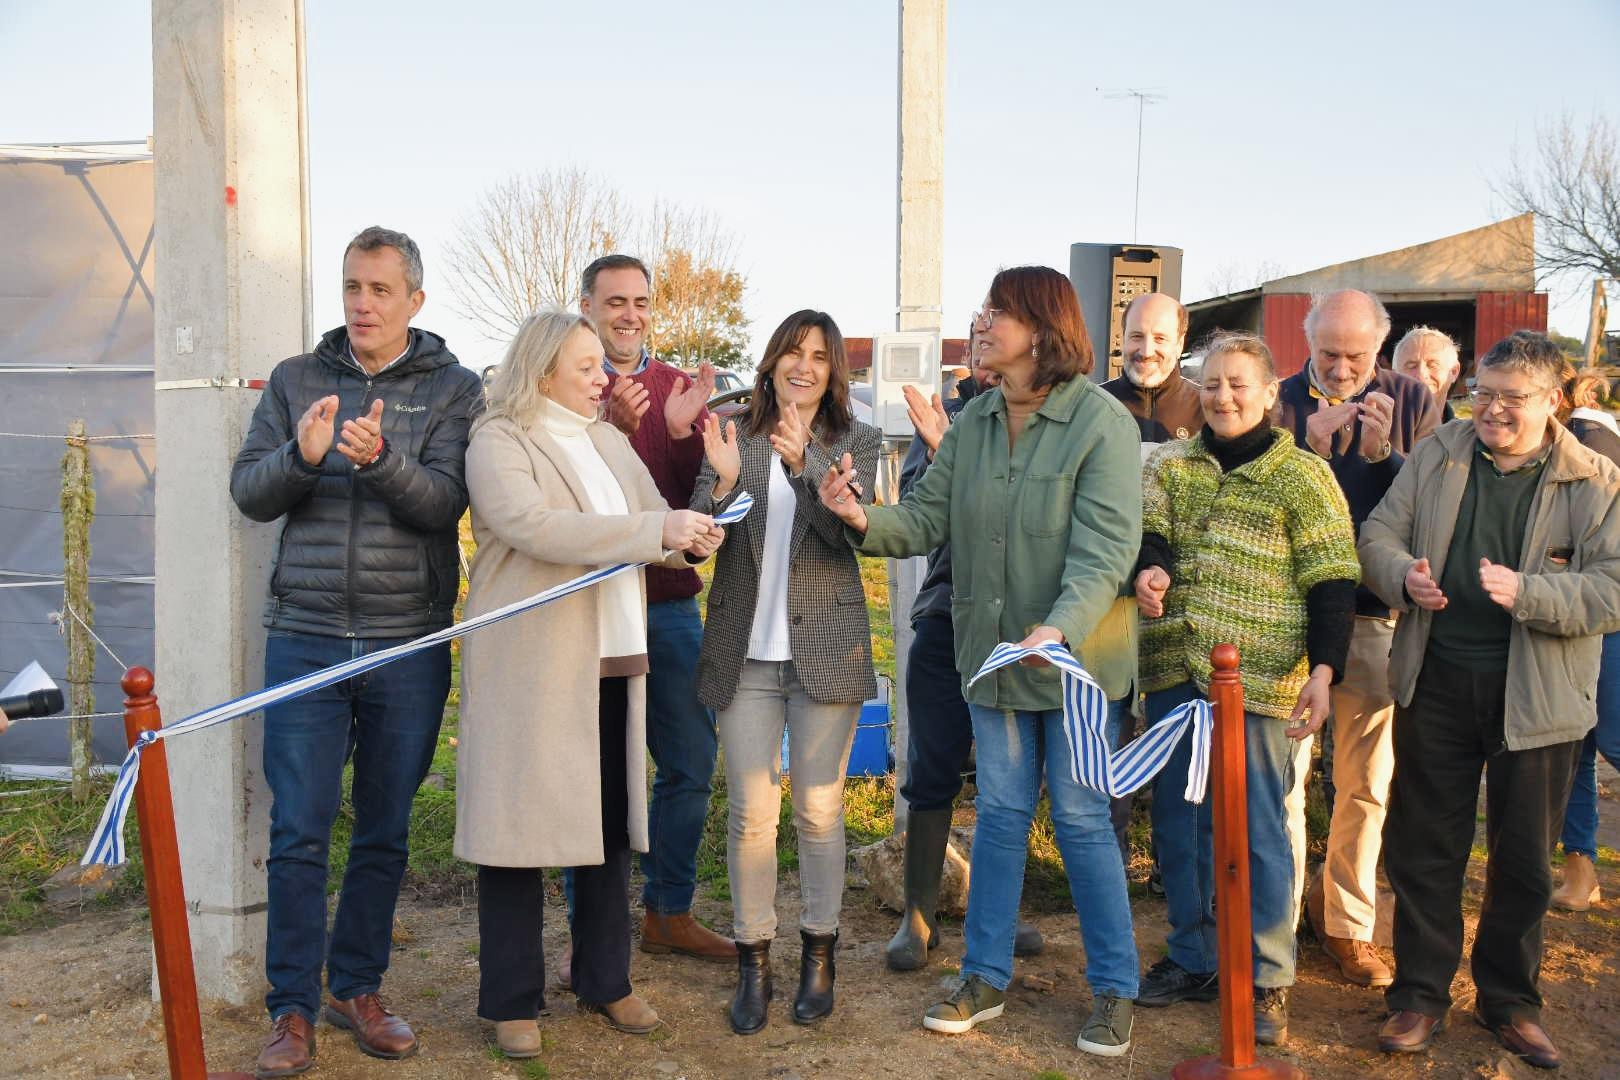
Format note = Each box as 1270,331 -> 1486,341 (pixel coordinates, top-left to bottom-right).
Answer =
819,266 -> 1143,1058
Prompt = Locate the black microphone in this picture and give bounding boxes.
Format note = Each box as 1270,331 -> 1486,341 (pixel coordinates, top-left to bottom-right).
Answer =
0,687 -> 66,720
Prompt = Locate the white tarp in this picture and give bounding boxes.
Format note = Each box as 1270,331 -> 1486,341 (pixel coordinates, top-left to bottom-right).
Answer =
1,146 -> 154,776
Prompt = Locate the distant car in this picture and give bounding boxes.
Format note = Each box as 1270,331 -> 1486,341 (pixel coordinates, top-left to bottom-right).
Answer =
681,367 -> 748,395
706,381 -> 874,425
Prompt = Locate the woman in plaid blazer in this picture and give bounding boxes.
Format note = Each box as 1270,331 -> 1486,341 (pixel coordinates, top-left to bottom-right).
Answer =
690,309 -> 881,1036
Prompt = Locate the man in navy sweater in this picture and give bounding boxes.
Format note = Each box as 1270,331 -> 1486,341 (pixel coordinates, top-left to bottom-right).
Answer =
1275,289 -> 1442,990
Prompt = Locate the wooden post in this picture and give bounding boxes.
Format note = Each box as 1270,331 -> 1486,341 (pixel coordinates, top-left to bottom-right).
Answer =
121,667 -> 253,1080
1172,645 -> 1306,1080
63,420 -> 96,802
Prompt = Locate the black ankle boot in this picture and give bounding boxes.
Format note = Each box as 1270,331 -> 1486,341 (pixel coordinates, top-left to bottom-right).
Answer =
793,929 -> 838,1024
886,808 -> 952,971
729,939 -> 772,1035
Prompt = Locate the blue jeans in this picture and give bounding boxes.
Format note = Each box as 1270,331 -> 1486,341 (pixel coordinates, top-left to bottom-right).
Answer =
262,630 -> 450,1024
641,597 -> 718,913
1560,630 -> 1620,859
1148,681 -> 1297,988
961,699 -> 1138,996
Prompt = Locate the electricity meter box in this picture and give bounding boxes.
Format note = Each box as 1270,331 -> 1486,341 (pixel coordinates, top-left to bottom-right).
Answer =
1068,243 -> 1183,383
869,330 -> 941,437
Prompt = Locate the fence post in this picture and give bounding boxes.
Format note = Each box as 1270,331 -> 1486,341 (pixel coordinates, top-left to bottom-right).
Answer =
121,667 -> 253,1080
62,419 -> 96,802
1172,645 -> 1306,1080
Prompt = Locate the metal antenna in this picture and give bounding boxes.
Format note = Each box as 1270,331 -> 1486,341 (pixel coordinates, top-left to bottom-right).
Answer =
1100,87 -> 1167,242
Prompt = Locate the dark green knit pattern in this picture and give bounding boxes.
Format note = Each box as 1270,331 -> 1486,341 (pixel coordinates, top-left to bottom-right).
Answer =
1140,429 -> 1361,718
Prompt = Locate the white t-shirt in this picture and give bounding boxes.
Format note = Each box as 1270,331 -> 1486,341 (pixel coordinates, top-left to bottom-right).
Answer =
746,452 -> 797,661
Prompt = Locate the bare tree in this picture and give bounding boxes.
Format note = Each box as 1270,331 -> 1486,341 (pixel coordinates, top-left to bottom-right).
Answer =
443,167 -> 626,340
445,170 -> 750,362
1496,112 -> 1620,283
1198,258 -> 1290,299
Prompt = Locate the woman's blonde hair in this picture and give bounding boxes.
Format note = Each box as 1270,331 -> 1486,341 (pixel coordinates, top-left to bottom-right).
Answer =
477,307 -> 598,432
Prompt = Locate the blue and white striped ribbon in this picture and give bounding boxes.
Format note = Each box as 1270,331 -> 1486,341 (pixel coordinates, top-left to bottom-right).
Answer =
82,493 -> 754,867
966,640 -> 1212,803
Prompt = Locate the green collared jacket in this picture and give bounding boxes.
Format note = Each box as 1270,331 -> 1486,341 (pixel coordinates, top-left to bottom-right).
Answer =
855,376 -> 1142,711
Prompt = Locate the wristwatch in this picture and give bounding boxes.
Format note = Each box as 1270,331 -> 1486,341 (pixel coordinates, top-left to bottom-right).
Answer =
1362,441 -> 1392,464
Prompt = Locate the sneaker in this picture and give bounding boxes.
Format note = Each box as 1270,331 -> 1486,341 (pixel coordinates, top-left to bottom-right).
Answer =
1254,987 -> 1288,1046
1076,991 -> 1134,1057
922,975 -> 1005,1034
1137,957 -> 1218,1007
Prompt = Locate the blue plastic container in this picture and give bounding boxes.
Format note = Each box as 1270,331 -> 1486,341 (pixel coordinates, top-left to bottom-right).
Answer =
780,677 -> 892,777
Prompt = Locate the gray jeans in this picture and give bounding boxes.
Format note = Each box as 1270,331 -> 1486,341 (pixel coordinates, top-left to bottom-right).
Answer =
718,659 -> 859,942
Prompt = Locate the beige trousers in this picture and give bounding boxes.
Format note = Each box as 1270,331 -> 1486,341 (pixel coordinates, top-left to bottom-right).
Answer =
1322,617 -> 1397,940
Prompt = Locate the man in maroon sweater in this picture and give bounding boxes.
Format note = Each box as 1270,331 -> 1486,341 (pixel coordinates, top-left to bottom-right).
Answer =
575,254 -> 735,964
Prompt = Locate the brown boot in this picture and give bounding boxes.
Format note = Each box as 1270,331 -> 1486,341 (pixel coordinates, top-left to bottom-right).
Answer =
1550,852 -> 1600,911
493,1018 -> 542,1058
555,942 -> 572,991
323,992 -> 418,1059
1321,935 -> 1394,987
581,992 -> 660,1034
640,910 -> 738,962
255,1012 -> 315,1079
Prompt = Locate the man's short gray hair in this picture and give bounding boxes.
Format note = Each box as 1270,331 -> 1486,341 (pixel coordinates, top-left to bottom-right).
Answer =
1392,325 -> 1460,367
345,226 -> 424,293
1477,330 -> 1566,391
1303,289 -> 1392,350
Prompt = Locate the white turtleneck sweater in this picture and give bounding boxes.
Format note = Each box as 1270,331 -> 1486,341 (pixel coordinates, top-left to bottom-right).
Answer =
536,396 -> 647,668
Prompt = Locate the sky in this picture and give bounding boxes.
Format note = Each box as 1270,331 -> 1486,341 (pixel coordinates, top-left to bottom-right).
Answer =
3,0 -> 1617,373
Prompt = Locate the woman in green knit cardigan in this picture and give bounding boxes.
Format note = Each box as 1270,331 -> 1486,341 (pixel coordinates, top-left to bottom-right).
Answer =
1131,332 -> 1359,1047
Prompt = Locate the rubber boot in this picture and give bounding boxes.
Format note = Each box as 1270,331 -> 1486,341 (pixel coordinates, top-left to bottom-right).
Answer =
792,930 -> 837,1024
886,808 -> 952,971
728,940 -> 772,1035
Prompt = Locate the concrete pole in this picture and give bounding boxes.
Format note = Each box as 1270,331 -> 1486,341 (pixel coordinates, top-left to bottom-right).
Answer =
891,0 -> 946,835
151,0 -> 309,1004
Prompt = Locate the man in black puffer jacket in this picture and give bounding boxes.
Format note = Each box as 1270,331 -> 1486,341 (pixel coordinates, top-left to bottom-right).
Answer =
231,226 -> 483,1078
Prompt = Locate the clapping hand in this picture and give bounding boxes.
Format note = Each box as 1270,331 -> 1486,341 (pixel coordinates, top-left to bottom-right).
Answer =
337,399 -> 386,468
903,384 -> 950,454
700,416 -> 741,499
1357,392 -> 1394,460
296,395 -> 340,466
770,405 -> 811,475
1403,557 -> 1447,611
1479,557 -> 1520,610
817,452 -> 868,532
607,377 -> 651,436
666,362 -> 715,440
1304,399 -> 1359,459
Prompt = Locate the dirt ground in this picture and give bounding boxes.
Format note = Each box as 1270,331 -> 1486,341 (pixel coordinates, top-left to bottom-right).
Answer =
5,815 -> 1620,1080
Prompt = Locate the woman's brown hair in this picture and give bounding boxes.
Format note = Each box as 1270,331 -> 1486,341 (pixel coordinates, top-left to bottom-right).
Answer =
987,266 -> 1094,389
747,310 -> 853,442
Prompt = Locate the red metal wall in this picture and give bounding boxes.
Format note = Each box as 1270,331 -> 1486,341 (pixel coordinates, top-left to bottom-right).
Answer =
1474,292 -> 1549,358
1261,293 -> 1312,378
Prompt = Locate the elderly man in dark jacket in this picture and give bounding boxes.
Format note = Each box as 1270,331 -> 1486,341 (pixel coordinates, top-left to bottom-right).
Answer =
231,226 -> 484,1078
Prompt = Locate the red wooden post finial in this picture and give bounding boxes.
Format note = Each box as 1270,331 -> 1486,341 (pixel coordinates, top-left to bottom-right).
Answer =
122,665 -> 155,699
1211,643 -> 1240,673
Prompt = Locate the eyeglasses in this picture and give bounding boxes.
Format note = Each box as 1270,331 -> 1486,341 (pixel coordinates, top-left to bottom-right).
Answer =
1467,385 -> 1547,411
971,308 -> 1004,331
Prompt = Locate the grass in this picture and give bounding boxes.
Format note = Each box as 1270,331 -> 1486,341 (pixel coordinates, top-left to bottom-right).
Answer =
0,776 -> 143,935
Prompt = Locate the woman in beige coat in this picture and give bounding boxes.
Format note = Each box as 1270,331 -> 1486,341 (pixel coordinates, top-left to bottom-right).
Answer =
456,309 -> 724,1057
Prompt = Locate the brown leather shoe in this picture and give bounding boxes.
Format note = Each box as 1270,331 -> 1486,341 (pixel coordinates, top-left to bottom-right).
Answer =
1377,1009 -> 1445,1054
323,992 -> 418,1060
1550,852 -> 1601,911
581,992 -> 660,1034
641,910 -> 738,962
555,942 -> 572,991
1321,935 -> 1394,987
255,1012 -> 315,1079
1475,1009 -> 1561,1070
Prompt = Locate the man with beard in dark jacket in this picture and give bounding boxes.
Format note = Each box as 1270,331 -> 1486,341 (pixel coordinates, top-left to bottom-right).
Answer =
231,226 -> 483,1078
